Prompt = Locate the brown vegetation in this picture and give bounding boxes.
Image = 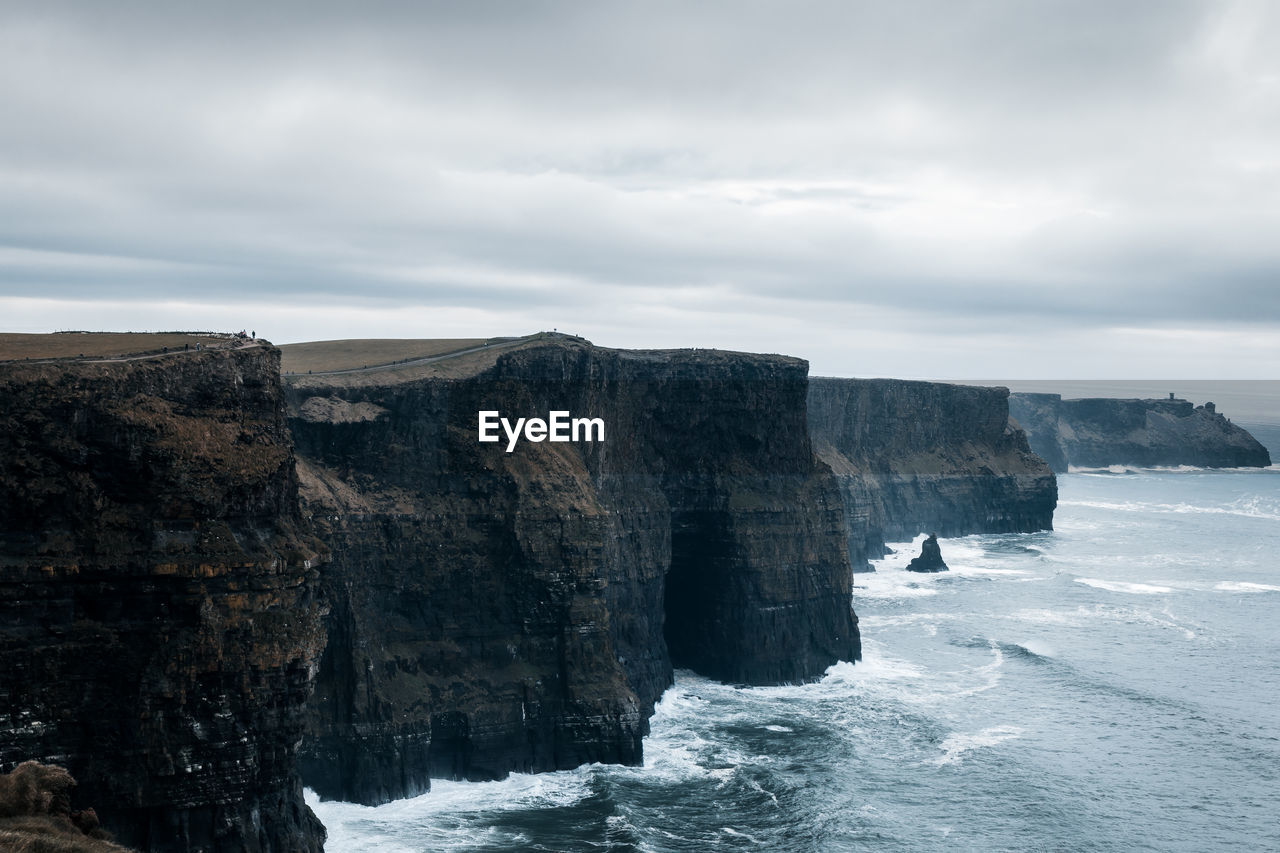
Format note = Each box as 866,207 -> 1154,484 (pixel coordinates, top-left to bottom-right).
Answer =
281,336 -> 563,387
0,762 -> 134,852
278,337 -> 492,373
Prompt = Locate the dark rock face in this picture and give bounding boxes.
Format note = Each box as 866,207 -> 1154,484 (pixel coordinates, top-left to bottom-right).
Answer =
808,378 -> 1057,570
0,348 -> 327,852
905,534 -> 948,573
1009,393 -> 1273,472
288,340 -> 860,805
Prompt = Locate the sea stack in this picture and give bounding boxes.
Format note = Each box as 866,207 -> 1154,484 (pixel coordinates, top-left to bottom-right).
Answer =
906,534 -> 949,573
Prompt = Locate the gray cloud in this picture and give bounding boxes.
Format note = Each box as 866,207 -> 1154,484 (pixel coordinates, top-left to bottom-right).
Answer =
1,0 -> 1278,376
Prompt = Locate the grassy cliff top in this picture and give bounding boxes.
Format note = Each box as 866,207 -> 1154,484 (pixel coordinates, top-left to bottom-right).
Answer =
278,337 -> 505,374
281,333 -> 805,389
0,332 -> 232,361
280,334 -> 579,386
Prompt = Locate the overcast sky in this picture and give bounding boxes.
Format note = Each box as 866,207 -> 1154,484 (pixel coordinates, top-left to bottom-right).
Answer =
2,1 -> 1278,377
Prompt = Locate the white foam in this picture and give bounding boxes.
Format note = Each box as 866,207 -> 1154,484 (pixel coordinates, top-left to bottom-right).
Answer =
821,639 -> 1006,707
744,776 -> 781,808
931,725 -> 1024,766
869,534 -> 1048,587
721,826 -> 765,843
641,691 -> 720,778
1007,607 -> 1087,627
1059,498 -> 1280,523
854,563 -> 941,599
949,643 -> 1005,697
1007,604 -> 1196,639
1069,464 -> 1143,475
863,534 -> 1006,597
1215,581 -> 1280,593
1054,518 -> 1101,531
929,538 -> 988,564
1017,639 -> 1057,658
949,567 -> 1032,577
1075,577 -> 1174,595
1068,464 -> 1280,475
860,611 -> 967,626
306,775 -> 584,853
763,724 -> 793,733
1069,463 -> 1205,475
854,579 -> 939,599
821,649 -> 926,684
1108,606 -> 1199,640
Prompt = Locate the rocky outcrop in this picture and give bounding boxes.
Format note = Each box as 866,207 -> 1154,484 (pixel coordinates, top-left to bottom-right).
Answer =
905,534 -> 948,573
1009,393 -> 1272,472
808,378 -> 1057,569
287,338 -> 860,805
0,346 -> 326,852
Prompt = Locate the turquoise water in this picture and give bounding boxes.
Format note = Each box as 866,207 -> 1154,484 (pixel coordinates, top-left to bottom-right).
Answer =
311,465 -> 1280,851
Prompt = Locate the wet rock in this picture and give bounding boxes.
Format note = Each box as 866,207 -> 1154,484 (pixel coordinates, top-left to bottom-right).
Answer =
906,534 -> 949,573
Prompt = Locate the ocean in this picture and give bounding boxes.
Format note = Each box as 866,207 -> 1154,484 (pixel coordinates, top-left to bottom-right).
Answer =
311,385 -> 1280,852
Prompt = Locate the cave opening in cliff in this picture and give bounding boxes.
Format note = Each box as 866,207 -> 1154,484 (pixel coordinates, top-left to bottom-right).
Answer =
662,512 -> 732,677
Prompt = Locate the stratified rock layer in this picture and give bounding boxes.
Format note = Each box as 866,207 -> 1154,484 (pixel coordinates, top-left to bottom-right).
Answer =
1008,394 -> 1273,472
287,339 -> 860,805
0,347 -> 326,852
808,379 -> 1057,569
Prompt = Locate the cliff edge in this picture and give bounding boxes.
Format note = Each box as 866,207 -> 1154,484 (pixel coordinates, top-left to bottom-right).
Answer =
0,342 -> 326,852
284,336 -> 860,805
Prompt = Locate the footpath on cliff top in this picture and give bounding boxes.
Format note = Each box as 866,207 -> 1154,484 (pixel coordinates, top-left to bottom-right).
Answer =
0,331 -> 263,364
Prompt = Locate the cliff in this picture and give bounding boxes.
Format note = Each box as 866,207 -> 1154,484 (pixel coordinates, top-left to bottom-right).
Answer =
1008,393 -> 1273,472
808,379 -> 1057,569
284,337 -> 860,805
0,344 -> 326,852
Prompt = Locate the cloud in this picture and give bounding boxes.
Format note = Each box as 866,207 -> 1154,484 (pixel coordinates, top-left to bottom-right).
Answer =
0,0 -> 1278,376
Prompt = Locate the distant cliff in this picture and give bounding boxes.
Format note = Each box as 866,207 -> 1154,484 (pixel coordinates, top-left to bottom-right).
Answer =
1008,393 -> 1272,472
0,346 -> 326,852
808,379 -> 1057,569
286,338 -> 860,805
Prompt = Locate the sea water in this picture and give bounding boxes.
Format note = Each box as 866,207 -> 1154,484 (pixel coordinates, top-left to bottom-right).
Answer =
311,465 -> 1280,851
